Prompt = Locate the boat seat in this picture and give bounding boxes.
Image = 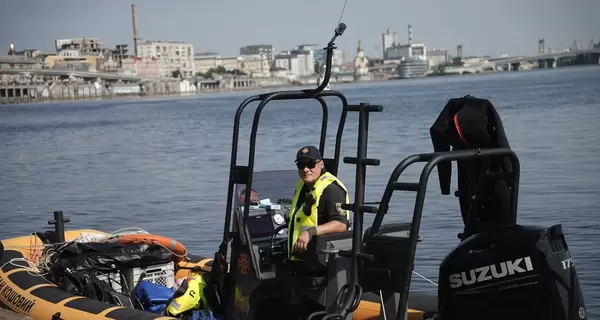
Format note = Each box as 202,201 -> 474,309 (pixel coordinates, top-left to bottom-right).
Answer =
359,223 -> 415,294
306,230 -> 354,270
278,230 -> 353,285
274,230 -> 354,316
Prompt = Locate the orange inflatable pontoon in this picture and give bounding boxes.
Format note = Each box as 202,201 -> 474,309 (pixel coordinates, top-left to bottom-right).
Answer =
0,229 -> 432,320
0,230 -> 210,320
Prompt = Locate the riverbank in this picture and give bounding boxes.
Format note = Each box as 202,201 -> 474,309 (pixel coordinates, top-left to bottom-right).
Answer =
0,82 -> 278,105
3,64 -> 597,105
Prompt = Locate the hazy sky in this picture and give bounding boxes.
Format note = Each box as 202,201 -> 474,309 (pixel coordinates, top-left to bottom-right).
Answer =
1,0 -> 598,59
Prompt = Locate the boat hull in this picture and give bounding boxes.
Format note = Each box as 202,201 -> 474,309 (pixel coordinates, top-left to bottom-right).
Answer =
1,230 -> 434,319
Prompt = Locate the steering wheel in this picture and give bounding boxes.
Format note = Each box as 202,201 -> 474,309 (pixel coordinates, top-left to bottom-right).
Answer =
262,223 -> 289,265
273,198 -> 291,241
270,224 -> 288,250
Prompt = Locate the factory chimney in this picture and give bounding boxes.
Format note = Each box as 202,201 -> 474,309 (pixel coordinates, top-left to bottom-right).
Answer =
408,24 -> 413,45
131,4 -> 140,57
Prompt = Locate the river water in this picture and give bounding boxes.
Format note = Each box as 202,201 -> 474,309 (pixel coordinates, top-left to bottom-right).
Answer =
2,66 -> 599,316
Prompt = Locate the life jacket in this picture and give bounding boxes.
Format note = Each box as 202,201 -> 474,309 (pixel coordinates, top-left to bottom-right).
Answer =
287,172 -> 350,259
166,273 -> 223,316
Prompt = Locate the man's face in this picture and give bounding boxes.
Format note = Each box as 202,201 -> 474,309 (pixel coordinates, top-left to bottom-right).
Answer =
240,190 -> 260,205
296,159 -> 323,184
249,191 -> 260,203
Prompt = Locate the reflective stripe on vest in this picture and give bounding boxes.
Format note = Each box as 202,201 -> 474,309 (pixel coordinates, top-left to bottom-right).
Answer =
287,172 -> 350,259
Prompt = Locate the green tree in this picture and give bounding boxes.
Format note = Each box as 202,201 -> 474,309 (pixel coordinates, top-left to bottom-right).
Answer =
214,66 -> 227,73
198,67 -> 248,79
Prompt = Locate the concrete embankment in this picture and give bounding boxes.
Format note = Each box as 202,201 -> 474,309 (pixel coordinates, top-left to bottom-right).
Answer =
0,81 -> 193,104
0,77 -> 292,105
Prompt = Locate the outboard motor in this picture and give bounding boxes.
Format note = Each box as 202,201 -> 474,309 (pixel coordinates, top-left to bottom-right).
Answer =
438,224 -> 587,320
430,96 -> 587,319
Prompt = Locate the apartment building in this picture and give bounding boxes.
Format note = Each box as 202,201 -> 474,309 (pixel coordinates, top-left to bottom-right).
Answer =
137,40 -> 195,78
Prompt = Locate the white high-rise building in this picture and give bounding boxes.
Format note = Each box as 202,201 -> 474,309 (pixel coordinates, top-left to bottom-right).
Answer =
382,29 -> 398,59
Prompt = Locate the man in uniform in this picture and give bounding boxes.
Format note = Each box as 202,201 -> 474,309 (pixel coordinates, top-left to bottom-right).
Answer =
288,145 -> 350,258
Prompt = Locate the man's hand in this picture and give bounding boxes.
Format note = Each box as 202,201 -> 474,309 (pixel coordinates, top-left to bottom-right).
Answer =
294,230 -> 312,253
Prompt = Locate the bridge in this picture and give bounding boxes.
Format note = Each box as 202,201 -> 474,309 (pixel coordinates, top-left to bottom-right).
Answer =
0,68 -> 150,82
490,48 -> 600,69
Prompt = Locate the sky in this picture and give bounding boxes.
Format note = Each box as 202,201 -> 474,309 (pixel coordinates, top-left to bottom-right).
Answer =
0,0 -> 598,60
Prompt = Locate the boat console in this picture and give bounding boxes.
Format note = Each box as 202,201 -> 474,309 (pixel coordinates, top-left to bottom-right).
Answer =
227,170 -> 361,319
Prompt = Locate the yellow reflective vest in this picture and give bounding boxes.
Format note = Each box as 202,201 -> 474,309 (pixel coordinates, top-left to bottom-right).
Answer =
287,172 -> 350,259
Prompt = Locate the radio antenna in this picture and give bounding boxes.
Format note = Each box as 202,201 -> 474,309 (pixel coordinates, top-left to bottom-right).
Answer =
337,0 -> 350,26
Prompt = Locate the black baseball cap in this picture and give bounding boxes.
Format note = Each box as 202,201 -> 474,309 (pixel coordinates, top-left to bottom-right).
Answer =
295,146 -> 322,162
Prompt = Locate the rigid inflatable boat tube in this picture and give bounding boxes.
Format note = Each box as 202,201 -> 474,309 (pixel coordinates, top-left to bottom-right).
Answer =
0,230 -> 214,320
0,249 -> 177,320
116,234 -> 187,263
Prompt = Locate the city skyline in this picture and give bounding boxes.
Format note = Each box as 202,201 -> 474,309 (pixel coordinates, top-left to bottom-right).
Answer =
0,0 -> 598,59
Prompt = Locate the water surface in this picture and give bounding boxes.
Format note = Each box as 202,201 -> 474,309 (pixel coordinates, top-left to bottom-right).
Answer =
2,66 -> 599,316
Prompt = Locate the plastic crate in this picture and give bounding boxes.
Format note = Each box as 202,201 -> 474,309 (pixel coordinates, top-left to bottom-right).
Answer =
123,261 -> 175,290
96,271 -> 126,293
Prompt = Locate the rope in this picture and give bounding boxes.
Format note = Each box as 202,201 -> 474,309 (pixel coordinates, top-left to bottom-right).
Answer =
412,270 -> 438,287
1,257 -> 48,277
2,228 -> 152,276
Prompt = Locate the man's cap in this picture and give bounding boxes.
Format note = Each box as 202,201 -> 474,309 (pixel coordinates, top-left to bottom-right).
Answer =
295,146 -> 322,162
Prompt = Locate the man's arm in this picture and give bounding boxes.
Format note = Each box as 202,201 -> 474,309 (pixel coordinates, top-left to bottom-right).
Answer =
310,183 -> 349,237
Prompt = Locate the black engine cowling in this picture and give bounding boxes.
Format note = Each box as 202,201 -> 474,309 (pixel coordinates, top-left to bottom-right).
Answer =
438,224 -> 587,320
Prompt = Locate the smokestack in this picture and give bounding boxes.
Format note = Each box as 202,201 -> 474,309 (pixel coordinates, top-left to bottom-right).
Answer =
131,4 -> 140,57
408,24 -> 413,45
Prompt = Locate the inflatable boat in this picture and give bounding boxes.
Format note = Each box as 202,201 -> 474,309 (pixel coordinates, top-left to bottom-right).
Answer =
0,226 -> 435,320
0,229 -> 208,319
